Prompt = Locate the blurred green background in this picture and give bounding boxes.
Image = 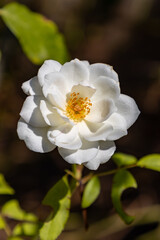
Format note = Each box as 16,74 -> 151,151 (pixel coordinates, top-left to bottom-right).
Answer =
0,0 -> 160,239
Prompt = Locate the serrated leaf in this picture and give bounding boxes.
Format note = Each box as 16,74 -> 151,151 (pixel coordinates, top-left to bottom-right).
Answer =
0,215 -> 6,229
1,200 -> 37,222
111,169 -> 137,224
13,222 -> 38,237
81,176 -> 100,209
112,153 -> 137,167
40,175 -> 71,240
0,2 -> 69,64
0,173 -> 15,195
137,154 -> 160,172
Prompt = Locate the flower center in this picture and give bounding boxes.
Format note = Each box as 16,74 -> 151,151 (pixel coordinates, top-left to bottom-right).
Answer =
66,92 -> 92,122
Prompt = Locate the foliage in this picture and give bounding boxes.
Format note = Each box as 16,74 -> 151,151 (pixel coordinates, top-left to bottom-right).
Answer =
0,1 -> 160,239
111,169 -> 137,224
81,176 -> 101,209
137,154 -> 160,171
0,2 -> 69,64
0,173 -> 15,195
40,175 -> 71,240
113,152 -> 137,167
0,152 -> 160,239
0,174 -> 38,239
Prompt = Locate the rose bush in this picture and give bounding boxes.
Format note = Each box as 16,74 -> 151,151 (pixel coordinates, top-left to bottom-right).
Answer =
17,59 -> 140,170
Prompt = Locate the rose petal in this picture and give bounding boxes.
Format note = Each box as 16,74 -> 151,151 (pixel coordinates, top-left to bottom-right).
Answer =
86,98 -> 116,123
17,118 -> 55,153
58,139 -> 99,165
42,72 -> 68,109
89,63 -> 119,82
82,60 -> 89,67
22,77 -> 42,96
60,58 -> 89,85
78,120 -> 113,141
116,94 -> 140,129
48,124 -> 82,150
91,76 -> 120,101
70,84 -> 96,99
84,141 -> 116,170
42,73 -> 72,110
38,60 -> 61,86
20,96 -> 47,127
44,72 -> 72,95
106,113 -> 128,140
40,100 -> 65,126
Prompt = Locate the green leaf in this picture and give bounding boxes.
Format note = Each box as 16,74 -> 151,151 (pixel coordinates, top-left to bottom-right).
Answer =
40,175 -> 71,240
0,215 -> 6,229
137,154 -> 160,172
111,169 -> 137,224
0,2 -> 69,64
112,153 -> 137,167
0,173 -> 15,195
13,222 -> 38,237
81,176 -> 101,209
1,200 -> 37,222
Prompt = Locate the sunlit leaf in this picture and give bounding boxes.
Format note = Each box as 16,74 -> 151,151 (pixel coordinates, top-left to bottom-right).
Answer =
13,222 -> 38,237
137,154 -> 160,172
40,175 -> 71,240
0,173 -> 15,195
111,169 -> 137,224
112,153 -> 137,167
0,2 -> 69,64
1,200 -> 37,222
0,215 -> 6,229
81,176 -> 101,209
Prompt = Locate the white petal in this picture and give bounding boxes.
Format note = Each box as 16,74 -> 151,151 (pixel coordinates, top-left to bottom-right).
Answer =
106,113 -> 128,140
48,124 -> 82,150
20,96 -> 47,127
40,100 -> 65,126
84,141 -> 116,170
78,120 -> 113,141
86,98 -> 116,123
38,60 -> 61,86
44,72 -> 72,95
58,139 -> 99,165
116,94 -> 140,129
60,58 -> 89,85
91,76 -> 120,101
17,118 -> 55,153
55,107 -> 75,125
22,77 -> 42,96
70,84 -> 96,99
42,72 -> 69,109
89,63 -> 119,82
82,60 -> 89,67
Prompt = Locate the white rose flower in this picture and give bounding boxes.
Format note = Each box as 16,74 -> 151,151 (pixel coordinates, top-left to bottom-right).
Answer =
17,59 -> 140,170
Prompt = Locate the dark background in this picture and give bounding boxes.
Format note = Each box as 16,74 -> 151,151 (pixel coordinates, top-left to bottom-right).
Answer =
0,0 -> 160,239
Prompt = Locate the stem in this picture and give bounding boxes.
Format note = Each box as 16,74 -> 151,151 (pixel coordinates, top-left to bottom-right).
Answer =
0,213 -> 12,237
79,180 -> 89,231
81,163 -> 137,184
95,163 -> 137,177
4,223 -> 12,237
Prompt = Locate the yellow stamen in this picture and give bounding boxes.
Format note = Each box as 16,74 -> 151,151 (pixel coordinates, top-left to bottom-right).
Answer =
66,92 -> 92,122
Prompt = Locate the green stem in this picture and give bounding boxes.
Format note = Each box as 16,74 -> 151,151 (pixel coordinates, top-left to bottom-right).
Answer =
0,213 -> 12,237
81,163 -> 137,184
95,163 -> 137,177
